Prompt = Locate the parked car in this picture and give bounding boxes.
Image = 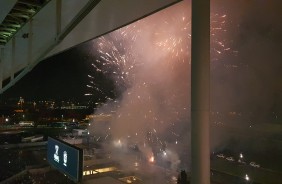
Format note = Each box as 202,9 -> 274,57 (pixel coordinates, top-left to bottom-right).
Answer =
250,162 -> 260,168
238,159 -> 246,164
226,157 -> 235,162
216,153 -> 225,158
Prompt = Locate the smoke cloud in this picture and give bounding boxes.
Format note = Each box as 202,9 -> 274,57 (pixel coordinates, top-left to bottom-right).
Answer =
85,0 -> 282,179
86,0 -> 191,175
210,0 -> 282,156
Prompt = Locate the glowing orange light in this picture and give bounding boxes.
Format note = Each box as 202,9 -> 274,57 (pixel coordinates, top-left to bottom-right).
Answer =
149,156 -> 155,163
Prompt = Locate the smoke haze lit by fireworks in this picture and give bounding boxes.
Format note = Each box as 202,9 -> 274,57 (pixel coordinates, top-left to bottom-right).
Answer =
1,1 -> 282,183
1,0 -> 282,182
82,0 -> 236,171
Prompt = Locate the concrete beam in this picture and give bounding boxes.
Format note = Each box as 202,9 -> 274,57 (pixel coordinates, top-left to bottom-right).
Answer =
191,0 -> 210,183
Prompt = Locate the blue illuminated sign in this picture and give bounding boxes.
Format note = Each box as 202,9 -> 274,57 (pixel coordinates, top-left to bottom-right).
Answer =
47,137 -> 83,182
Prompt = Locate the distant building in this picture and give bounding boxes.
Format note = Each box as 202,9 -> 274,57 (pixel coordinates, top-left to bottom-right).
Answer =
60,105 -> 88,110
73,129 -> 88,137
19,121 -> 34,127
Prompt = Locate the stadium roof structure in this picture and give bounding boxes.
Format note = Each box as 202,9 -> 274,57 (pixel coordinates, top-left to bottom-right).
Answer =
0,0 -> 49,46
0,0 -> 180,94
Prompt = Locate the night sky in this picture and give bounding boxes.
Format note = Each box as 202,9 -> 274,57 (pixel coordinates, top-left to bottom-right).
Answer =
1,47 -> 93,102
1,0 -> 282,116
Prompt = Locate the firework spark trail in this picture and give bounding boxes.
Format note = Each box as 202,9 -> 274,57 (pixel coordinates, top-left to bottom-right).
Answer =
210,13 -> 235,62
153,11 -> 190,64
84,31 -> 142,97
94,32 -> 144,88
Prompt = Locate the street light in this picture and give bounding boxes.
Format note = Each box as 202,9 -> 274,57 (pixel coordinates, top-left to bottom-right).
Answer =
19,97 -> 24,110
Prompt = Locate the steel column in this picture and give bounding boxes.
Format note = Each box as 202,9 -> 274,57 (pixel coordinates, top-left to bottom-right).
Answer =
56,0 -> 62,36
28,19 -> 33,65
11,37 -> 15,80
0,48 -> 3,89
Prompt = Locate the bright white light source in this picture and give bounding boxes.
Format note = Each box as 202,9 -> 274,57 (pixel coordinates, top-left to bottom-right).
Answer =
245,174 -> 249,181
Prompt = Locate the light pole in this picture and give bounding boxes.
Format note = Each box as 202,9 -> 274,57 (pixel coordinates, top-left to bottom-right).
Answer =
19,97 -> 24,110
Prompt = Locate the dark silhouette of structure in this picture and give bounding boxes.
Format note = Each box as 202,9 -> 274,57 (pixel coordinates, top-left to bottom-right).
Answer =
177,170 -> 188,184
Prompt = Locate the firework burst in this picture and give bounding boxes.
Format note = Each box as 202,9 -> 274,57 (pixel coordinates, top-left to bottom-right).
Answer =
84,2 -> 191,151
153,10 -> 190,64
84,1 -> 235,171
